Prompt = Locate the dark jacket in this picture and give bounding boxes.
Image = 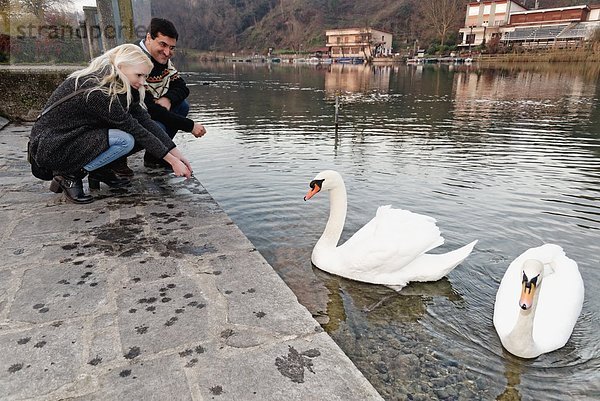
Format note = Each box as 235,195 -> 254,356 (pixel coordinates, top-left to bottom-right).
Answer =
136,40 -> 194,133
30,76 -> 176,174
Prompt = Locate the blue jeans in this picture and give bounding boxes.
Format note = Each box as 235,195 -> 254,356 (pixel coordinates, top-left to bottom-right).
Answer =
155,100 -> 190,139
84,129 -> 134,171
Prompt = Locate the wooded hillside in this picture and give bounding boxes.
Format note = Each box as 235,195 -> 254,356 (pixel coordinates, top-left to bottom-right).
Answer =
153,0 -> 594,53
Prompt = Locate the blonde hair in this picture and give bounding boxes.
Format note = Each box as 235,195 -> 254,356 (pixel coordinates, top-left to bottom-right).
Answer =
69,44 -> 153,109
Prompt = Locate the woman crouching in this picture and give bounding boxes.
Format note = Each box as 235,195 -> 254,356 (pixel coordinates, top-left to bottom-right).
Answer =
29,44 -> 193,204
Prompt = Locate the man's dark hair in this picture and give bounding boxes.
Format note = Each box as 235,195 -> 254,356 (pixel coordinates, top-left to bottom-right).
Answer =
148,18 -> 178,40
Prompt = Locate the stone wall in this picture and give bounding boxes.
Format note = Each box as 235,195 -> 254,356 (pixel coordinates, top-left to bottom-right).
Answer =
0,69 -> 74,121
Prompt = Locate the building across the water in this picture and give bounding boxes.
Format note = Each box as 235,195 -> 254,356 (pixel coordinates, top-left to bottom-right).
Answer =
458,1 -> 600,49
326,27 -> 393,62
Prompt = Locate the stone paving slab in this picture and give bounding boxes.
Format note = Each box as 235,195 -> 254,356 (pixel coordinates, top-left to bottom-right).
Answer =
0,123 -> 383,401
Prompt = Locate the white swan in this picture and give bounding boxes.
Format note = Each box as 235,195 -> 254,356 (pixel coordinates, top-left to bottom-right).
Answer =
303,170 -> 477,290
493,244 -> 584,359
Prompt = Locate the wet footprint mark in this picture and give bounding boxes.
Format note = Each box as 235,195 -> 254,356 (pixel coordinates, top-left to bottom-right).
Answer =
150,212 -> 182,225
186,301 -> 206,309
138,297 -> 158,304
185,358 -> 198,368
179,349 -> 193,357
88,356 -> 103,366
209,385 -> 224,396
123,346 -> 141,360
32,303 -> 49,313
179,345 -> 204,359
8,363 -> 23,373
275,346 -> 321,384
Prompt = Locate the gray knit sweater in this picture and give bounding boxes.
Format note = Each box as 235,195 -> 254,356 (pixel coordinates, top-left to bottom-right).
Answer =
30,76 -> 176,174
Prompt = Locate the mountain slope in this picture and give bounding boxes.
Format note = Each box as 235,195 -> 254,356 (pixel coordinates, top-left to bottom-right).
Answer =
151,0 -> 593,52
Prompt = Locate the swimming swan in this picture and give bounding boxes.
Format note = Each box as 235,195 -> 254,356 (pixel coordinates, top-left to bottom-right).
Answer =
493,244 -> 584,358
303,170 -> 477,290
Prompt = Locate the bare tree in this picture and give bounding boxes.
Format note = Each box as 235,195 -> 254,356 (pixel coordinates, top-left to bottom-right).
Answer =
1,0 -> 10,32
418,0 -> 465,45
18,0 -> 71,20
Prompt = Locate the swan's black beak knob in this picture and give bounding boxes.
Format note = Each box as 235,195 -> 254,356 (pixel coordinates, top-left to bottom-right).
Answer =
304,180 -> 323,201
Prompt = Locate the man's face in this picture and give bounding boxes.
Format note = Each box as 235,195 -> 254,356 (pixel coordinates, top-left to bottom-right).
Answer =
145,32 -> 176,64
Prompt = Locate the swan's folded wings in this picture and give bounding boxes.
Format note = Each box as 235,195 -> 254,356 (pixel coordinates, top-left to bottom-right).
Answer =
533,250 -> 584,352
338,205 -> 444,276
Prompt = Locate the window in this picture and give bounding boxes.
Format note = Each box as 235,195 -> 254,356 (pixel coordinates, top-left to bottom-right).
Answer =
466,34 -> 476,44
469,6 -> 479,16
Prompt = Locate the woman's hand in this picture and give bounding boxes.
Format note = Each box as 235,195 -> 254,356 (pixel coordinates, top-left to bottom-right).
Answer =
164,150 -> 192,178
171,159 -> 192,178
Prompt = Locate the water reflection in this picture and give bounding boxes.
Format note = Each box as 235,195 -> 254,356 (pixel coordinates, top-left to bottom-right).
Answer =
496,355 -> 524,401
452,65 -> 597,128
179,61 -> 600,400
324,64 -> 392,97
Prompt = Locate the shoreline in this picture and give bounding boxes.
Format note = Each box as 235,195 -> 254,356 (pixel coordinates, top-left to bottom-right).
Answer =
0,121 -> 384,400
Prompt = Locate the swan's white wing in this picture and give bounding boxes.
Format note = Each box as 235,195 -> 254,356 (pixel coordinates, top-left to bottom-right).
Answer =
493,255 -> 523,339
533,248 -> 584,352
375,240 -> 477,283
336,205 -> 445,283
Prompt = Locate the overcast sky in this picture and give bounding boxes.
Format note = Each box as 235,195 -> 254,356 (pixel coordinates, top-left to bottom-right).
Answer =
70,0 -> 97,11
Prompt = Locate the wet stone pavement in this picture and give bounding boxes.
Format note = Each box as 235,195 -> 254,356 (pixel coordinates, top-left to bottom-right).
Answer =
0,120 -> 383,400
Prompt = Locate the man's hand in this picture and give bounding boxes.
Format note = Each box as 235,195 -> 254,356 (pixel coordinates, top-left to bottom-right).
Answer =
192,123 -> 206,138
155,97 -> 172,111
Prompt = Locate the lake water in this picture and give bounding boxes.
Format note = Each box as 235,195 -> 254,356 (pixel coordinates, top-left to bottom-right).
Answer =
177,61 -> 600,400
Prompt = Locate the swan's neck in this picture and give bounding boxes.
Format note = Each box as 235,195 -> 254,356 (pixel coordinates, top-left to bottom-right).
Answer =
504,284 -> 542,358
315,183 -> 347,250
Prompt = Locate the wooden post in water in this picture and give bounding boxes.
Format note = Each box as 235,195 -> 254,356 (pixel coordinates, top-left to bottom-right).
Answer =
334,95 -> 340,150
334,95 -> 340,132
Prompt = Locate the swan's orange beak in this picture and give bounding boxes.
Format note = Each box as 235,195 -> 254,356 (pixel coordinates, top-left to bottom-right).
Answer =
304,183 -> 321,201
519,281 -> 536,310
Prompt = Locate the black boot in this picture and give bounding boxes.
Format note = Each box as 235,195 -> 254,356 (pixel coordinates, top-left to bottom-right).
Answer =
49,171 -> 94,204
88,166 -> 131,190
108,156 -> 134,178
